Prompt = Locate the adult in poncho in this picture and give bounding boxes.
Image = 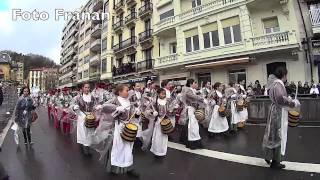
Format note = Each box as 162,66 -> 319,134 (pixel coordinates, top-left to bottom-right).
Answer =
262,67 -> 300,169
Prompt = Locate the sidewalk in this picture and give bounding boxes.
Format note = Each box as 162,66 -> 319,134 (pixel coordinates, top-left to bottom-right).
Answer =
0,85 -> 18,132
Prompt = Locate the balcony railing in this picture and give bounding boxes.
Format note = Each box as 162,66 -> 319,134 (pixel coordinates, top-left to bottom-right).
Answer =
114,0 -> 124,12
126,0 -> 137,7
158,54 -> 178,64
90,39 -> 101,51
310,9 -> 320,26
89,72 -> 101,79
113,63 -> 136,76
91,24 -> 102,35
112,20 -> 123,31
251,31 -> 289,47
92,0 -> 103,12
136,59 -> 154,72
125,12 -> 137,25
154,0 -> 241,33
139,3 -> 153,17
90,54 -> 101,64
112,36 -> 137,52
139,29 -> 153,42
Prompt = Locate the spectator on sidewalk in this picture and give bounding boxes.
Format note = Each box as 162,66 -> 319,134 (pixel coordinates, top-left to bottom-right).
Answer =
310,84 -> 319,97
15,86 -> 36,146
303,82 -> 310,94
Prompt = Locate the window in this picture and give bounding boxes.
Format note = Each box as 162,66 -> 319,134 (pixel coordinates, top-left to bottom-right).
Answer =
130,27 -> 135,37
170,42 -> 177,54
117,58 -> 123,66
85,28 -> 91,36
84,41 -> 90,50
185,28 -> 199,52
160,9 -> 174,20
198,73 -> 211,86
101,59 -> 107,73
78,72 -> 82,79
222,16 -> 241,44
192,0 -> 201,8
111,36 -> 114,47
202,23 -> 219,48
129,53 -> 136,62
102,38 -> 107,50
83,70 -> 89,78
79,45 -> 84,52
145,19 -> 151,30
263,17 -> 280,34
229,69 -> 246,84
84,55 -> 90,64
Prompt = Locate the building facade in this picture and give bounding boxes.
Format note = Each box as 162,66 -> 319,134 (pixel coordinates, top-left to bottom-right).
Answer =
29,68 -> 59,92
153,0 -> 319,86
15,62 -> 24,85
58,17 -> 79,88
59,0 -> 320,88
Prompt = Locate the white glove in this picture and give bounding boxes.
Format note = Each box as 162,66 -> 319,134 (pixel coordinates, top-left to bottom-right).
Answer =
203,99 -> 209,105
23,110 -> 27,115
231,94 -> 237,98
242,95 -> 247,99
116,106 -> 125,113
73,105 -> 79,111
153,111 -> 158,117
210,100 -> 216,106
136,109 -> 141,115
293,99 -> 301,107
174,104 -> 180,109
95,105 -> 103,110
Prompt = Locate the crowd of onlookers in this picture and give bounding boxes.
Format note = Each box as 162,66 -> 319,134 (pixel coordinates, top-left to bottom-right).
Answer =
245,80 -> 320,97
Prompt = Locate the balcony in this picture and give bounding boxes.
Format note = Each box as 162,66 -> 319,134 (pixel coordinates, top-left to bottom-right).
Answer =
92,0 -> 103,12
138,3 -> 153,19
91,24 -> 102,38
90,54 -> 101,65
92,10 -> 103,24
251,31 -> 290,48
126,0 -> 137,8
112,20 -> 124,33
154,0 -> 242,34
136,59 -> 154,72
139,29 -> 153,49
113,63 -> 136,76
114,0 -> 124,13
125,12 -> 137,27
310,9 -> 320,34
89,72 -> 101,80
90,39 -> 101,52
157,54 -> 178,66
112,36 -> 137,54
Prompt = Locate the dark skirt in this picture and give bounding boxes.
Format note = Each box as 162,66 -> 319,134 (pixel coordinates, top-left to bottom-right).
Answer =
179,123 -> 203,150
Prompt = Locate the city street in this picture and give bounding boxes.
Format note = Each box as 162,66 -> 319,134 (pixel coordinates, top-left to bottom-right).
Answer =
0,107 -> 319,180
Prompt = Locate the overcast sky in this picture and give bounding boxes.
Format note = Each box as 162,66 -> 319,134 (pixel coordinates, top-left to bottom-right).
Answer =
0,0 -> 88,64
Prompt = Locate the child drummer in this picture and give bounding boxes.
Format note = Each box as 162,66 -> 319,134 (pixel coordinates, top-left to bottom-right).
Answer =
149,88 -> 175,158
99,84 -> 140,178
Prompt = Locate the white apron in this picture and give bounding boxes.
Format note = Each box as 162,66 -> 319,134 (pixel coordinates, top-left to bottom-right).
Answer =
76,112 -> 93,146
230,101 -> 242,125
111,122 -> 134,167
280,107 -> 288,156
187,106 -> 201,141
239,108 -> 248,123
208,105 -> 229,133
150,118 -> 168,156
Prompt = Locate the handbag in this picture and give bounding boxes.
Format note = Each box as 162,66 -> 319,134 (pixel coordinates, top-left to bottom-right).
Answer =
31,110 -> 38,123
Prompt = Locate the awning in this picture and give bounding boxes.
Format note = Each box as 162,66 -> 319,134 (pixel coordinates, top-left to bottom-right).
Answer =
185,56 -> 250,69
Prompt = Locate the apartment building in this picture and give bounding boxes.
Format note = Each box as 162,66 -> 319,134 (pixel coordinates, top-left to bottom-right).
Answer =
59,18 -> 79,88
29,68 -> 58,92
110,0 -> 158,84
77,0 -> 104,84
153,0 -> 319,86
309,0 -> 320,80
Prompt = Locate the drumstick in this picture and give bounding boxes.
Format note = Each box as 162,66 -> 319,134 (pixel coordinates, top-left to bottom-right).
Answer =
295,85 -> 298,100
